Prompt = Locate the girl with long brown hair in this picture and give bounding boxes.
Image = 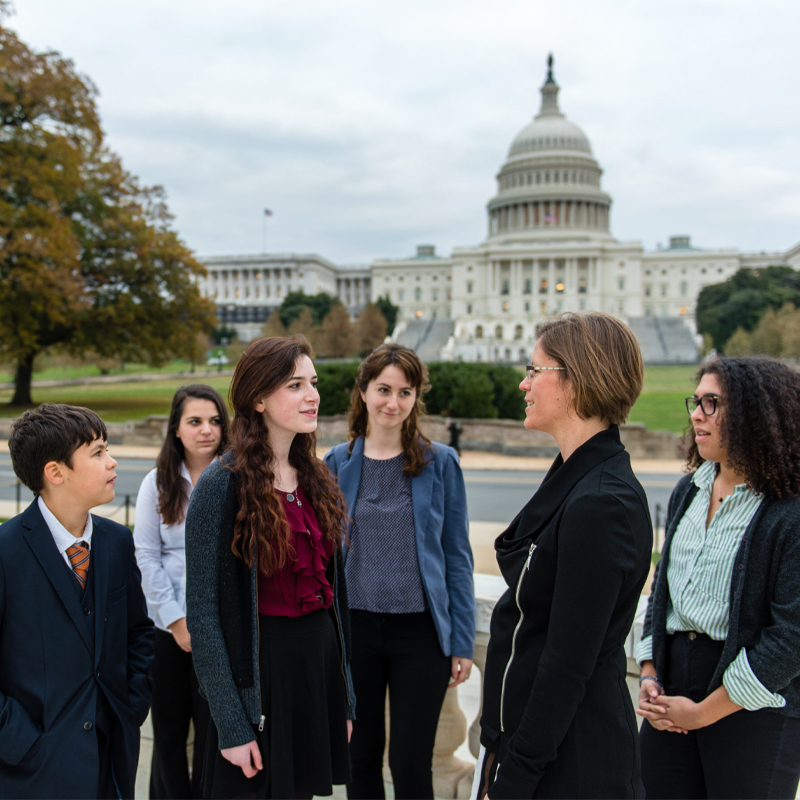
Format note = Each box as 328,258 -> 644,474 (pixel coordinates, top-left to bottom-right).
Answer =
134,383 -> 229,799
185,335 -> 355,799
324,343 -> 475,800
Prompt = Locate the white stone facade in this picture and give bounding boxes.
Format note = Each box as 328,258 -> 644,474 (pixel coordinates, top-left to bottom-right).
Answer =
197,56 -> 799,355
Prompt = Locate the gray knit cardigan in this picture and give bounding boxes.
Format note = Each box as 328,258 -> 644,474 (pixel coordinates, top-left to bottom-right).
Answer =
642,472 -> 800,715
185,456 -> 356,750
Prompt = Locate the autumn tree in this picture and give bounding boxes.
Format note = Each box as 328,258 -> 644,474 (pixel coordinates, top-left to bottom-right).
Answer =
0,10 -> 215,405
374,294 -> 399,333
356,303 -> 388,355
279,290 -> 338,328
261,311 -> 287,338
318,303 -> 357,358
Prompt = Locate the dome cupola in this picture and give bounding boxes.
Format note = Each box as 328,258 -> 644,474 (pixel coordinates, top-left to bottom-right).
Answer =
487,55 -> 612,241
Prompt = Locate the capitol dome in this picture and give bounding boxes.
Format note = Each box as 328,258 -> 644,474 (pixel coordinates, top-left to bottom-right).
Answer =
487,56 -> 612,240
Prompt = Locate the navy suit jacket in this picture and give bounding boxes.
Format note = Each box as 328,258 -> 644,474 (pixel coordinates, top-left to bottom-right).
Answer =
0,501 -> 155,799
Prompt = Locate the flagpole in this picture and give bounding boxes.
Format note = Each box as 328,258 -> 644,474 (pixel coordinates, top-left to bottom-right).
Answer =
262,213 -> 267,253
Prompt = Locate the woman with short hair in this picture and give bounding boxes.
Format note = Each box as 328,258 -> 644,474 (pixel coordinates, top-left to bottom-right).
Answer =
475,312 -> 653,799
134,384 -> 230,799
324,343 -> 474,800
636,356 -> 800,799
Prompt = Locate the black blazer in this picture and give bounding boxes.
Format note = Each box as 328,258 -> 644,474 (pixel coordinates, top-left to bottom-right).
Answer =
480,426 -> 653,799
642,473 -> 800,715
0,501 -> 155,799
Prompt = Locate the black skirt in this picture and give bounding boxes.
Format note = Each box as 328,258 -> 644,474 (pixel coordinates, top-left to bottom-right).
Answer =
202,609 -> 351,798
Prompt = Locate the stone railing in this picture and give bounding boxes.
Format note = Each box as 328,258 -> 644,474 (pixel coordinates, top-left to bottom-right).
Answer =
425,574 -> 648,799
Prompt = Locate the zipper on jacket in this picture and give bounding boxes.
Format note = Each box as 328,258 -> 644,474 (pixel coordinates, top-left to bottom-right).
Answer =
331,549 -> 352,706
499,542 -> 536,733
254,544 -> 265,732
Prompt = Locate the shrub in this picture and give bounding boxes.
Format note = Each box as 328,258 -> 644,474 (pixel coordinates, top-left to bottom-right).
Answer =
316,361 -> 359,416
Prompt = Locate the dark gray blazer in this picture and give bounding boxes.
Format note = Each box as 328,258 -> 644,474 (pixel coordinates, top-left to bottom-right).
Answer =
642,473 -> 800,715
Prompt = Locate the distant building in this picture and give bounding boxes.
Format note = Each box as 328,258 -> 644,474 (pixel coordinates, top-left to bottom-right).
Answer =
198,56 -> 800,359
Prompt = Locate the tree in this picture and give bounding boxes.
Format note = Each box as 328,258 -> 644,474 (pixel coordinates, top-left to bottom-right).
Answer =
0,11 -> 215,405
696,266 -> 800,351
279,290 -> 338,328
261,311 -> 287,338
723,327 -> 752,357
318,303 -> 357,358
374,294 -> 399,333
356,303 -> 388,355
781,307 -> 800,359
748,307 -> 782,356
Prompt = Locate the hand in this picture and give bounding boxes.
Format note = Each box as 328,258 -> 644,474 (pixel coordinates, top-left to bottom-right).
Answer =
449,656 -> 473,688
168,617 -> 192,652
636,666 -> 688,734
636,694 -> 702,732
347,720 -> 353,742
221,741 -> 263,778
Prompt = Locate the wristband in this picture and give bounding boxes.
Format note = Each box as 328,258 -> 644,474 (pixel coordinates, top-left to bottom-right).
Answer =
639,675 -> 663,688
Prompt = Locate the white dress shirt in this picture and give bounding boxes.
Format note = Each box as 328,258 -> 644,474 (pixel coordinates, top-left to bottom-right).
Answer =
133,463 -> 196,631
37,495 -> 93,569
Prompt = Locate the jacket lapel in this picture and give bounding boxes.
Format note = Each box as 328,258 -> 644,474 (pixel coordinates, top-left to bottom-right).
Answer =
22,502 -> 93,655
337,438 -> 364,555
498,425 -> 627,553
92,516 -> 110,666
411,457 -> 435,556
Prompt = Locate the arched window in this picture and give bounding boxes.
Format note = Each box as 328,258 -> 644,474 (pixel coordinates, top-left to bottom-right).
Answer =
495,325 -> 504,340
475,325 -> 484,339
514,324 -> 524,340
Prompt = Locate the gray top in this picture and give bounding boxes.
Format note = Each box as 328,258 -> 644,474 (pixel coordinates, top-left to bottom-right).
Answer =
345,453 -> 428,613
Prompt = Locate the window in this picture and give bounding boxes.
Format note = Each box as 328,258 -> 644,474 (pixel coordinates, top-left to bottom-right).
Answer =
618,277 -> 625,291
467,303 -> 473,314
523,279 -> 532,294
660,285 -> 668,297
680,281 -> 688,296
540,279 -> 548,294
556,282 -> 565,293
398,290 -> 405,302
578,279 -> 587,294
415,287 -> 422,301
495,325 -> 503,340
524,301 -> 530,312
502,302 -> 510,312
501,280 -> 510,295
475,325 -> 484,339
644,285 -> 652,297
432,289 -> 439,302
514,325 -> 523,340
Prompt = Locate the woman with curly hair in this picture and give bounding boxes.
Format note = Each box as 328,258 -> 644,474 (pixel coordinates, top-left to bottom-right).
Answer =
324,343 -> 474,800
185,335 -> 354,799
134,384 -> 229,798
636,356 -> 800,799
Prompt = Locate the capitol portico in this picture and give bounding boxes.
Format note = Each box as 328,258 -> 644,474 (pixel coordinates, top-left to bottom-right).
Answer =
198,57 -> 800,361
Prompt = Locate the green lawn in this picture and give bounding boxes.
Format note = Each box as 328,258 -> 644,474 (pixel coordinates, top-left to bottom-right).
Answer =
0,359 -> 202,384
0,364 -> 701,432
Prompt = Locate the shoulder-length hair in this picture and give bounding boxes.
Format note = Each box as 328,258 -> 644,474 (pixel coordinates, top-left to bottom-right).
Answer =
685,356 -> 800,499
227,335 -> 348,575
156,384 -> 230,526
348,343 -> 431,477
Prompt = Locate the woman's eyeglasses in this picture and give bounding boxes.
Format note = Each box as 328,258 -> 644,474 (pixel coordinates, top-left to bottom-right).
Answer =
525,365 -> 566,381
685,394 -> 720,416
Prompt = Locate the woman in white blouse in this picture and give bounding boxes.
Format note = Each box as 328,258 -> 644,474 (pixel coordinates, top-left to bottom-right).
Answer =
134,384 -> 230,799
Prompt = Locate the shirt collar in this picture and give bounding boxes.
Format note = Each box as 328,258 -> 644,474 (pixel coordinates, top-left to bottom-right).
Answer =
692,459 -> 757,498
180,461 -> 193,487
37,495 -> 93,554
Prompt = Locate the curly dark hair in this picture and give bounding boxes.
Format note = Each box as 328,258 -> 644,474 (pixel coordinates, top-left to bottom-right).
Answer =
347,342 -> 432,477
685,357 -> 800,498
227,335 -> 348,576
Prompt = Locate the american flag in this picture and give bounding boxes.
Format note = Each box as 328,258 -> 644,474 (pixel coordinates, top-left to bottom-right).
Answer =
264,209 -> 273,217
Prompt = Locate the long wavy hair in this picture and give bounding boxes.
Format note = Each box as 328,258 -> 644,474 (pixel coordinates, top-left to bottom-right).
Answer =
348,343 -> 432,477
684,356 -> 800,499
156,384 -> 230,526
227,335 -> 348,575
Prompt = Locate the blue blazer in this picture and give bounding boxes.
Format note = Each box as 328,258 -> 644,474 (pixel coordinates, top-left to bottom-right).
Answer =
0,501 -> 155,799
324,438 -> 475,659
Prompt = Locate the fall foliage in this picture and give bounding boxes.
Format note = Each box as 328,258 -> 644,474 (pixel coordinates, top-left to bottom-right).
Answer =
0,9 -> 215,405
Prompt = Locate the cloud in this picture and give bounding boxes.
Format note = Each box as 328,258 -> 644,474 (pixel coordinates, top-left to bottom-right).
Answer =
9,0 -> 800,262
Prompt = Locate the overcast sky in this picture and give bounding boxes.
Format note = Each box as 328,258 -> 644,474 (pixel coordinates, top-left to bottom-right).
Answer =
9,0 -> 800,263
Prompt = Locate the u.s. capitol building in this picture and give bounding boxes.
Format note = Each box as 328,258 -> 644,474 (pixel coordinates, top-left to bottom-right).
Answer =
198,57 -> 800,362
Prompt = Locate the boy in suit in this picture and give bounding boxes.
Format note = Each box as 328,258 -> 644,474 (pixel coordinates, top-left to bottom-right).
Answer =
0,404 -> 155,799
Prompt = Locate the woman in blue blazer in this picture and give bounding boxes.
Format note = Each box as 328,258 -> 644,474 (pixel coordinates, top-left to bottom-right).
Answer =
324,343 -> 475,800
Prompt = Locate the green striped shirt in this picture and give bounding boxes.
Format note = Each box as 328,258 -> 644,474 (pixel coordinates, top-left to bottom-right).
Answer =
636,460 -> 785,710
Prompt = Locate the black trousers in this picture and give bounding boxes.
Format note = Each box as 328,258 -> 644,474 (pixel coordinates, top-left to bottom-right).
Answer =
640,632 -> 800,799
150,627 -> 211,799
346,610 -> 451,800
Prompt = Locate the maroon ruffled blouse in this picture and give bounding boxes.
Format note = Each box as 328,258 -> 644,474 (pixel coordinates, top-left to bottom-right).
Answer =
257,486 -> 334,617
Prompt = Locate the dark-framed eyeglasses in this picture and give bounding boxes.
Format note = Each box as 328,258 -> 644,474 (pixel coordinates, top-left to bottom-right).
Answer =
685,394 -> 720,416
525,365 -> 567,381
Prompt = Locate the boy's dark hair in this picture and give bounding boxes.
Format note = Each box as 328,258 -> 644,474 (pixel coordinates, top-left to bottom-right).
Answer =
8,404 -> 108,495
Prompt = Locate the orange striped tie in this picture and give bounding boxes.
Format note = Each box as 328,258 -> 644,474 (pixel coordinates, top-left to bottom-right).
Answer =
67,541 -> 90,589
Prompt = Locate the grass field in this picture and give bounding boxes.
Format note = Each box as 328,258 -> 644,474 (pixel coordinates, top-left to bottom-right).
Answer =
0,363 -> 700,432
